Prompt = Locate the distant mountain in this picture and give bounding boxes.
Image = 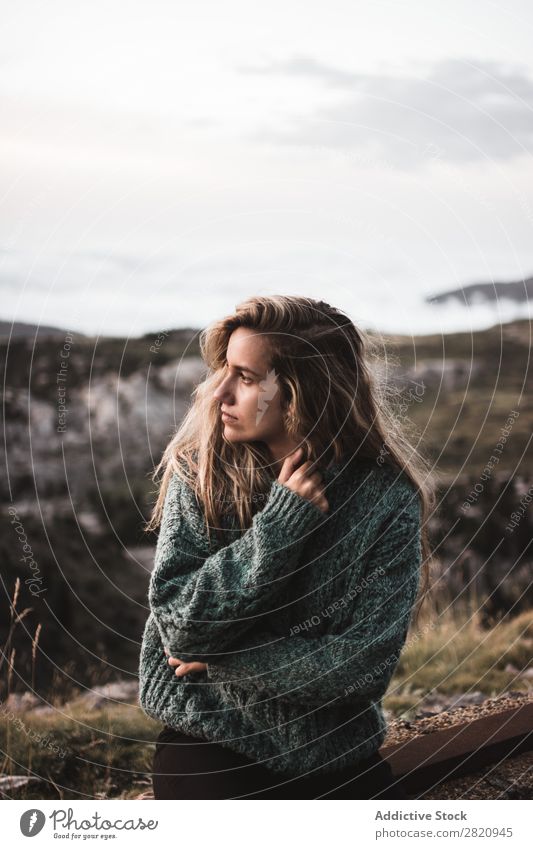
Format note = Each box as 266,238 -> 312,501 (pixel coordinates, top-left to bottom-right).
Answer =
426,275 -> 533,306
0,319 -> 201,346
0,319 -> 83,339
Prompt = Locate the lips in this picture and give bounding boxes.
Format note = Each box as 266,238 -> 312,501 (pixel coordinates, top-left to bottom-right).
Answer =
221,411 -> 238,421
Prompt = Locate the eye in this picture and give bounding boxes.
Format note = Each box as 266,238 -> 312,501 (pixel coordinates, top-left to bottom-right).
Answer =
240,374 -> 253,384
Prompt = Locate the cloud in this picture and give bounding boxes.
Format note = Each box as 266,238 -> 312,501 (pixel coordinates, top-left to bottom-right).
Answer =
238,54 -> 363,87
241,55 -> 533,168
0,249 -> 170,297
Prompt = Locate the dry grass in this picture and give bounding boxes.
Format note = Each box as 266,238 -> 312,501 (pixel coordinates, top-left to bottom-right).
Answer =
385,598 -> 533,716
0,579 -> 160,799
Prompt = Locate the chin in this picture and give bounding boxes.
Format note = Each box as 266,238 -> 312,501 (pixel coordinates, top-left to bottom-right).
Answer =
222,430 -> 244,442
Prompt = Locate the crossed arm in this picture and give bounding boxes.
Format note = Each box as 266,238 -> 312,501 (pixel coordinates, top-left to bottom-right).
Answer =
205,498 -> 422,707
148,471 -> 324,663
151,470 -> 423,708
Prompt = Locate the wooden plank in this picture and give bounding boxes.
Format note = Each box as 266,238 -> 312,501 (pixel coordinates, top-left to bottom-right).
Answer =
379,703 -> 533,794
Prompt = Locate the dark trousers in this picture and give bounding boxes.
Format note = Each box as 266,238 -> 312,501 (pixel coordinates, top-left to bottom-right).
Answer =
152,726 -> 406,800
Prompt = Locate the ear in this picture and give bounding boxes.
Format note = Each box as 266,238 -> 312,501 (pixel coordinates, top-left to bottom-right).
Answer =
282,403 -> 298,431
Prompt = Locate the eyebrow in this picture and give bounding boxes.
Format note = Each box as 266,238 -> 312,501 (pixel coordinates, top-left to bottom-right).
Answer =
225,360 -> 262,378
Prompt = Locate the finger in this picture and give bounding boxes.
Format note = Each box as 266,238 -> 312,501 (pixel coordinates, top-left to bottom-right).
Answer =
290,460 -> 318,483
308,486 -> 327,507
183,662 -> 206,673
300,478 -> 325,500
189,661 -> 206,671
277,447 -> 304,483
175,663 -> 201,677
170,659 -> 206,675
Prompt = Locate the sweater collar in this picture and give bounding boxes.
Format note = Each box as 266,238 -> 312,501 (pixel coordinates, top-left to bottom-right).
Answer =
322,456 -> 354,484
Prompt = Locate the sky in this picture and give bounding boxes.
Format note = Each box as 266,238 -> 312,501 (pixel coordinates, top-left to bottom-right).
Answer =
2,0 -> 533,338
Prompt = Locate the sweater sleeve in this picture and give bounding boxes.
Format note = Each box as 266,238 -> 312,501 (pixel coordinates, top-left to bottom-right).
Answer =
148,471 -> 325,663
205,482 -> 422,707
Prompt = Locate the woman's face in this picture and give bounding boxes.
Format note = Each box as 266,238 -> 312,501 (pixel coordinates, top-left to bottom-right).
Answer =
213,327 -> 287,446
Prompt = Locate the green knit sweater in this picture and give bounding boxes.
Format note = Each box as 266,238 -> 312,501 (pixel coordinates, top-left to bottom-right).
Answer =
138,456 -> 422,777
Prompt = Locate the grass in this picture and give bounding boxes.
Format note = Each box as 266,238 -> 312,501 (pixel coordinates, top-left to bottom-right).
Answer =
0,578 -> 160,800
385,603 -> 533,716
1,579 -> 532,799
0,702 -> 160,800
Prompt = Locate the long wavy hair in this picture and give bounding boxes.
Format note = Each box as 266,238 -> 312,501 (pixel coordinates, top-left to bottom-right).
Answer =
144,295 -> 438,624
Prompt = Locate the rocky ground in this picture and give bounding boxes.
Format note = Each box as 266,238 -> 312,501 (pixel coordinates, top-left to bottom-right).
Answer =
132,685 -> 533,801
383,690 -> 533,800
2,684 -> 531,800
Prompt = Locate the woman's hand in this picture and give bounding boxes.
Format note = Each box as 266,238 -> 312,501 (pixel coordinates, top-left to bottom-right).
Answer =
164,646 -> 208,677
278,447 -> 329,513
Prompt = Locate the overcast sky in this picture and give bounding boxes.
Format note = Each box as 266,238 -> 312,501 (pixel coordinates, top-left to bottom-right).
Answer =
2,0 -> 533,337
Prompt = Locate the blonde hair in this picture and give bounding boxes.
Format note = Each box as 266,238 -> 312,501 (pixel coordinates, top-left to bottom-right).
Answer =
144,295 -> 438,624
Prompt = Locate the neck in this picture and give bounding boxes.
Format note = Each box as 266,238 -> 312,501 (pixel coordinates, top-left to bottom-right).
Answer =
266,439 -> 341,477
266,435 -> 302,477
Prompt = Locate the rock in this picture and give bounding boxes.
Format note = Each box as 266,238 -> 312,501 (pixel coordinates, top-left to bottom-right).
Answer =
415,690 -> 488,715
2,692 -> 41,712
0,775 -> 42,791
32,705 -> 57,716
447,691 -> 486,708
75,679 -> 139,710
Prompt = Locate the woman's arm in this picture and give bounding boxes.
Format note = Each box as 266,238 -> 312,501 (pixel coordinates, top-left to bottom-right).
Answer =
148,471 -> 324,663
205,483 -> 422,708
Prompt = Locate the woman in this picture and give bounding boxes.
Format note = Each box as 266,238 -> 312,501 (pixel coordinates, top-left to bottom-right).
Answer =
138,295 -> 436,799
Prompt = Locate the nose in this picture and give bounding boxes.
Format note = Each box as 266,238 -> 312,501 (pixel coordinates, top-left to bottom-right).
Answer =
214,373 -> 235,404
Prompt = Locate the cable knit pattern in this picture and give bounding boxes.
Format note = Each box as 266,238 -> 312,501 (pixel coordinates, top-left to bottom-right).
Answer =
138,456 -> 422,777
